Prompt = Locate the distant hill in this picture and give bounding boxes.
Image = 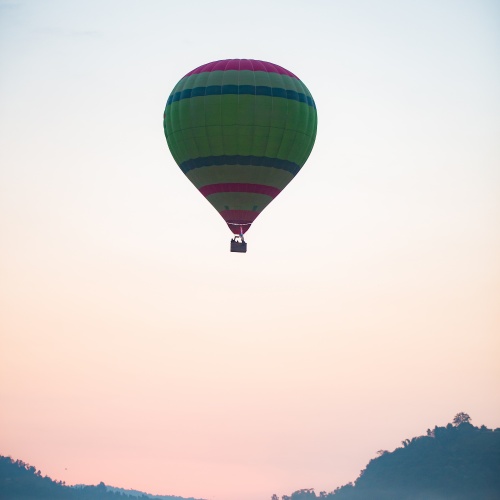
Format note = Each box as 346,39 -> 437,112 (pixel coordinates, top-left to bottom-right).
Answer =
275,413 -> 500,500
0,456 -> 205,500
100,485 -> 202,500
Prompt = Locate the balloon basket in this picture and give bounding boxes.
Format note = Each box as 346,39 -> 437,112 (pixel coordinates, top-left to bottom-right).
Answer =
230,237 -> 247,253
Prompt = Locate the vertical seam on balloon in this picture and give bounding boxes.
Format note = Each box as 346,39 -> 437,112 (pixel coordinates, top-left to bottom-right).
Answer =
296,78 -> 311,167
163,95 -> 172,162
221,59 -> 231,186
307,106 -> 318,164
248,59 -> 259,186
189,71 -> 201,165
203,68 -> 213,178
275,63 -> 290,168
165,82 -> 176,162
303,83 -> 317,166
200,71 -> 214,166
236,59 -> 241,192
280,73 -> 301,166
303,81 -> 316,165
187,70 -> 206,186
291,78 -> 311,167
261,63 -> 274,165
171,75 -> 188,164
301,80 -> 311,166
180,74 -> 195,163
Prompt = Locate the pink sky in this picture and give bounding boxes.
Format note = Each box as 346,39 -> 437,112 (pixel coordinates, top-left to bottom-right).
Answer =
1,1 -> 499,499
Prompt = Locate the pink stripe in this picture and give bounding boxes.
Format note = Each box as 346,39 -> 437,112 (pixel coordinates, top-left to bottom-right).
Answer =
199,183 -> 281,198
184,59 -> 298,79
220,210 -> 259,234
220,209 -> 259,222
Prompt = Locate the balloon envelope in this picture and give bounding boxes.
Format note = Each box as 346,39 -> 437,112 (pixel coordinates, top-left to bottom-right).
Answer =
163,59 -> 317,234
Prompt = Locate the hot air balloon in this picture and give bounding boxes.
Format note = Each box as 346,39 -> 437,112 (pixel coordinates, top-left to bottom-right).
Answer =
163,59 -> 317,252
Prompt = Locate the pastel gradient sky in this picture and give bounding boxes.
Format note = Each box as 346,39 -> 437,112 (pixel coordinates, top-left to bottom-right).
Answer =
1,1 -> 499,499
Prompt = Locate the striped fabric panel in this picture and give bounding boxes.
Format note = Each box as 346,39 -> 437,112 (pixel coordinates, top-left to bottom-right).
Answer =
166,85 -> 315,108
169,70 -> 314,107
205,192 -> 275,212
180,155 -> 301,176
185,164 -> 295,191
173,70 -> 310,93
168,68 -> 314,108
184,59 -> 298,78
167,125 -> 316,171
199,183 -> 281,198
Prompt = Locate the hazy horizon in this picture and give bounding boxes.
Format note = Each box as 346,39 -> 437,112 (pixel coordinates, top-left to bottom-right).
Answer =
1,1 -> 499,499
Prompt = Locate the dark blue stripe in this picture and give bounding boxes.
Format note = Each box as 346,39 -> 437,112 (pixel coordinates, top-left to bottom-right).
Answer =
167,86 -> 316,108
180,155 -> 301,176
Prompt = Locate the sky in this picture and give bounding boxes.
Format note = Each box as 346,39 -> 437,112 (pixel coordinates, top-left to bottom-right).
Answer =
0,1 -> 499,499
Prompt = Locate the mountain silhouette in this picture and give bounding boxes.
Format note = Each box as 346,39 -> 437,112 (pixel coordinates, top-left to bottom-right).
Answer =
275,413 -> 500,500
0,456 -> 204,500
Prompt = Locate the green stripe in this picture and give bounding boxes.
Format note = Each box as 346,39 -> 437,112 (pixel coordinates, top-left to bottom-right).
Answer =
186,165 -> 295,190
167,126 -> 315,165
165,94 -> 316,139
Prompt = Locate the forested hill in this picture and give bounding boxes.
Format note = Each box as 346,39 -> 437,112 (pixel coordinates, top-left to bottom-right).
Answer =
275,413 -> 500,500
0,456 -> 204,500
